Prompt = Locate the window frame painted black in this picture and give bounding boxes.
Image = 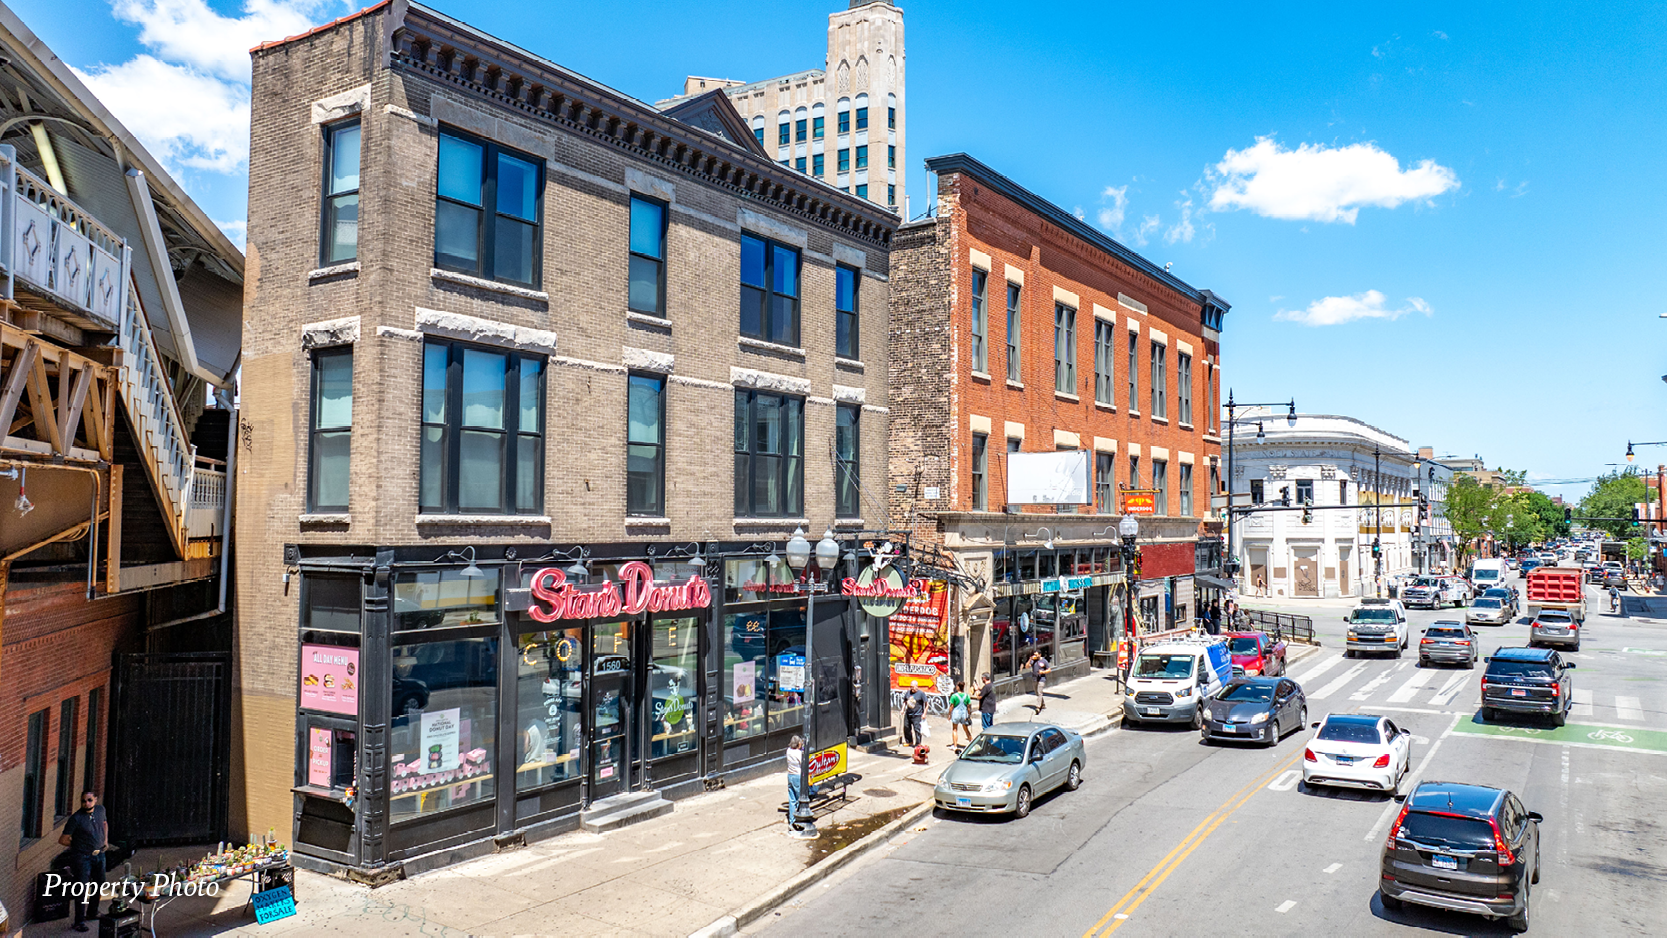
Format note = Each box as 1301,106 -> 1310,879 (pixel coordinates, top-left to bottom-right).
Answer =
734,389 -> 805,518
836,403 -> 861,518
627,194 -> 669,316
307,346 -> 353,512
739,233 -> 801,347
627,372 -> 666,517
972,432 -> 989,511
433,126 -> 544,288
836,264 -> 860,359
319,118 -> 361,265
419,338 -> 546,515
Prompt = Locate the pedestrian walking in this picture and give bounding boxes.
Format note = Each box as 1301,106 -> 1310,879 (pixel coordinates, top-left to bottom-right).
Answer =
61,791 -> 108,931
902,684 -> 927,747
785,736 -> 805,829
977,673 -> 997,730
947,681 -> 973,749
1027,651 -> 1051,713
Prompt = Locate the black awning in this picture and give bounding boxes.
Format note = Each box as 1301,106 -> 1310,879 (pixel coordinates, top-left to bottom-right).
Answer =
1194,574 -> 1236,591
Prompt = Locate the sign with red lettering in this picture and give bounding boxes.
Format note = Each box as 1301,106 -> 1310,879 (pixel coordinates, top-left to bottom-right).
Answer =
528,561 -> 711,622
300,645 -> 359,716
1120,490 -> 1158,515
307,728 -> 331,788
841,564 -> 926,618
808,742 -> 848,785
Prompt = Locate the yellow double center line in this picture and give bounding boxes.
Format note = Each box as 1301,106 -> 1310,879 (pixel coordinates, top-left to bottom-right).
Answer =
1081,750 -> 1304,937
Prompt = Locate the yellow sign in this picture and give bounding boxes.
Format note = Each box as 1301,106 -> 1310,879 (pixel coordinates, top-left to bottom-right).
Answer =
808,741 -> 848,785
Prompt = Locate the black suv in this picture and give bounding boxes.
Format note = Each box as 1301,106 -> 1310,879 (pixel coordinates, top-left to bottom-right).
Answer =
1380,781 -> 1541,931
1481,647 -> 1575,725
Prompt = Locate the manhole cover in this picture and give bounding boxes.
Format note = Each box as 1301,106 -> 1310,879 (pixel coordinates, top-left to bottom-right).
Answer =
862,788 -> 897,797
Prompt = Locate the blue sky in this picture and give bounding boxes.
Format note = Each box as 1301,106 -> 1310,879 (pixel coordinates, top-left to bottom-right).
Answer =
21,0 -> 1667,500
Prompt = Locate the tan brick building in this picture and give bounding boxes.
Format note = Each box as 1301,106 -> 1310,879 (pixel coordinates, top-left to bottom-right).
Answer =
240,2 -> 895,876
889,153 -> 1231,699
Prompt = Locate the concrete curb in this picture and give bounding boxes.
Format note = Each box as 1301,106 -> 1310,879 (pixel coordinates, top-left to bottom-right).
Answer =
690,799 -> 937,937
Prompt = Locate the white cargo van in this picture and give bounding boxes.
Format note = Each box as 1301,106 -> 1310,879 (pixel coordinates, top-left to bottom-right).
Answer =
1122,637 -> 1234,728
1469,559 -> 1507,594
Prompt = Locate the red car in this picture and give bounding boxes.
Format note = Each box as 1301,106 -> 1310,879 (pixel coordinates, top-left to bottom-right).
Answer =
1225,631 -> 1287,677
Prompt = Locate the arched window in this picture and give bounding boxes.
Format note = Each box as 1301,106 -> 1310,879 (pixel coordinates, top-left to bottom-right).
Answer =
793,106 -> 808,144
811,102 -> 826,140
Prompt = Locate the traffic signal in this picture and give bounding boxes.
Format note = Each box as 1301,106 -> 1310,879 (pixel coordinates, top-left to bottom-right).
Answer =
1281,488 -> 1291,508
1372,540 -> 1382,558
1564,507 -> 1573,523
1633,507 -> 1641,527
1301,496 -> 1313,524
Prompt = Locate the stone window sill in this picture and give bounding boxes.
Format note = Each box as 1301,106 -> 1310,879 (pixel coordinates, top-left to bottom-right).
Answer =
1055,391 -> 1080,403
1179,422 -> 1194,431
624,516 -> 670,526
1094,401 -> 1116,413
1150,415 -> 1169,425
299,513 -> 350,524
1203,434 -> 1222,444
308,262 -> 360,280
738,336 -> 806,359
628,311 -> 672,329
834,517 -> 864,528
431,268 -> 550,302
835,357 -> 865,372
733,517 -> 809,527
971,370 -> 992,382
415,514 -> 553,525
1006,379 -> 1024,390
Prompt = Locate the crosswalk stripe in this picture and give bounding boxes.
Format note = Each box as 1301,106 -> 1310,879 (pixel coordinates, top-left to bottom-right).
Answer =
1427,671 -> 1470,707
1387,670 -> 1435,703
1615,696 -> 1645,722
1310,664 -> 1367,700
1350,664 -> 1405,701
1571,688 -> 1594,717
1292,654 -> 1343,685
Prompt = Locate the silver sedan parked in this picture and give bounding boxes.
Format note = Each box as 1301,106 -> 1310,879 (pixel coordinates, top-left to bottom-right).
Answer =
932,723 -> 1085,818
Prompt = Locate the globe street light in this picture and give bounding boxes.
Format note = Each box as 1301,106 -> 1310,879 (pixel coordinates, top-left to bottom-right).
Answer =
784,527 -> 839,838
1117,514 -> 1141,689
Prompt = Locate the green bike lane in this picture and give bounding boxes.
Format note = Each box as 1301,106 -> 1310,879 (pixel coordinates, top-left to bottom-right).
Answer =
1454,715 -> 1667,755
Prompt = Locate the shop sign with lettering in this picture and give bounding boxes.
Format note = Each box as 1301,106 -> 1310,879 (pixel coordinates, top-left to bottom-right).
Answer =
1041,575 -> 1094,593
808,742 -> 848,785
529,560 -> 711,622
842,564 -> 926,618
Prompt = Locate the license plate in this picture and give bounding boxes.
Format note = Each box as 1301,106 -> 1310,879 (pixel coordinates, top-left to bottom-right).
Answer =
1511,689 -> 1527,697
1145,707 -> 1161,716
956,798 -> 971,806
1432,855 -> 1458,871
1336,755 -> 1355,764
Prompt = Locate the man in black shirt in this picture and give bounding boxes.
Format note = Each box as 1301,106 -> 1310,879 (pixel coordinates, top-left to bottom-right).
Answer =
901,685 -> 927,747
60,791 -> 108,931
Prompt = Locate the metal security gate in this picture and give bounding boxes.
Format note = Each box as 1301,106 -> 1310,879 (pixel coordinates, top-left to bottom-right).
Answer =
109,652 -> 230,845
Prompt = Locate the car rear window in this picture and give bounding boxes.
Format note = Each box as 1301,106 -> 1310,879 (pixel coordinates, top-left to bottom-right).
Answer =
1472,599 -> 1501,608
1425,627 -> 1465,638
1229,637 -> 1260,654
1220,683 -> 1274,702
1317,721 -> 1382,743
1487,660 -> 1554,678
1399,812 -> 1496,849
1537,612 -> 1572,623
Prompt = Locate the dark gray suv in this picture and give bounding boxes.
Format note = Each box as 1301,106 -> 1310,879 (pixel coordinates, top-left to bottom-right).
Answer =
1482,647 -> 1575,725
1380,781 -> 1541,931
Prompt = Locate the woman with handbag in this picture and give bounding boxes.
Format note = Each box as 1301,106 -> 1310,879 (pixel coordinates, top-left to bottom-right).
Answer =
947,681 -> 973,749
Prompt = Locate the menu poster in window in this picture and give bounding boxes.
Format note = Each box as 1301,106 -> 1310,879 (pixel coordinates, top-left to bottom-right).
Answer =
307,728 -> 332,787
732,661 -> 757,704
889,579 -> 951,692
300,645 -> 359,715
420,708 -> 462,773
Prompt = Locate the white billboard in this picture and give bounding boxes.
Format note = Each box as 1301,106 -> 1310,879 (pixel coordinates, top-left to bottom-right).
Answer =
1006,450 -> 1090,505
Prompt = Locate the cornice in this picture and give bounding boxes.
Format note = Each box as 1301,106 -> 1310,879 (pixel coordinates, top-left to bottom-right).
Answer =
384,4 -> 895,248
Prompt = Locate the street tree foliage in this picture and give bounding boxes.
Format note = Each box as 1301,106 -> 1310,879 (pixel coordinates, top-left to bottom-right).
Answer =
1445,473 -> 1570,560
1489,492 -> 1547,552
1578,471 -> 1651,539
1446,477 -> 1495,565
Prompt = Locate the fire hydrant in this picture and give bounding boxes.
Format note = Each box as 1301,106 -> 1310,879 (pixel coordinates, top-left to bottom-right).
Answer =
911,744 -> 930,765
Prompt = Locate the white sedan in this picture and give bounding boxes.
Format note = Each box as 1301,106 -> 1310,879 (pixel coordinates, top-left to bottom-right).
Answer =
1302,714 -> 1412,795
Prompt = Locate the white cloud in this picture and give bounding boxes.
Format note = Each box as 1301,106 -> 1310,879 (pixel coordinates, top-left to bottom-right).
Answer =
74,56 -> 249,173
1204,136 -> 1459,224
1135,214 -> 1160,246
1274,290 -> 1433,326
112,0 -> 329,82
1432,30 -> 1449,40
1096,185 -> 1128,232
1164,199 -> 1195,244
216,219 -> 247,249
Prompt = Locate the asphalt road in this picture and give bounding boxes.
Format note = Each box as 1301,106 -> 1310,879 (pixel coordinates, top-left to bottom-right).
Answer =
755,582 -> 1667,936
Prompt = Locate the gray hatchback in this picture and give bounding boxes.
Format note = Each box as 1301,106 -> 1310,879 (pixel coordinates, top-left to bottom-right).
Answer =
1418,622 -> 1478,668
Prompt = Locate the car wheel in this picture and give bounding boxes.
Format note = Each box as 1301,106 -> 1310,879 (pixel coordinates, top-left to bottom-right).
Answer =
1416,657 -> 1427,668
1571,642 -> 1581,653
1379,889 -> 1402,911
1552,706 -> 1567,728
1531,846 -> 1540,884
1013,784 -> 1033,819
1483,707 -> 1497,722
1298,705 -> 1307,730
1191,707 -> 1203,731
1506,881 -> 1530,932
1066,761 -> 1082,791
1466,655 -> 1476,670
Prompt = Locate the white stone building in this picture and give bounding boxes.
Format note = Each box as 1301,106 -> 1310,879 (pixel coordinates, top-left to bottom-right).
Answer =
657,0 -> 905,215
1226,414 -> 1419,599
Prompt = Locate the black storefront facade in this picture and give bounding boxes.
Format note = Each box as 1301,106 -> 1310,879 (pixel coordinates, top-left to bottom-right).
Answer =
287,541 -> 893,877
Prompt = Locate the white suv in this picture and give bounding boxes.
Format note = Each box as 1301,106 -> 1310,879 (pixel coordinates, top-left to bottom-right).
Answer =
1344,599 -> 1409,658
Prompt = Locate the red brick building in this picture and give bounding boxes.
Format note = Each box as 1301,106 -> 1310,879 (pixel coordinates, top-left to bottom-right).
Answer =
889,153 -> 1229,695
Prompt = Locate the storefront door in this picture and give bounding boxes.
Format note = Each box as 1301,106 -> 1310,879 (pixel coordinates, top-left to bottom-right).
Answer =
590,621 -> 633,799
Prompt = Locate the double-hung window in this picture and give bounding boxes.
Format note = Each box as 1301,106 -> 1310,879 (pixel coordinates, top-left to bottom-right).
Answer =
971,433 -> 988,511
307,347 -> 353,512
21,708 -> 46,840
813,116 -> 825,139
795,156 -> 806,172
1054,303 -> 1076,393
1251,479 -> 1265,504
836,404 -> 861,517
1177,353 -> 1193,425
734,390 -> 803,517
1096,452 -> 1114,514
1150,341 -> 1167,419
778,122 -> 790,145
888,106 -> 896,129
856,184 -> 868,199
795,118 -> 807,142
836,265 -> 859,359
421,340 -> 545,515
1296,479 -> 1314,505
54,698 -> 78,820
740,234 -> 800,346
1005,283 -> 1021,382
1153,460 -> 1169,515
838,109 -> 850,134
887,145 -> 895,169
837,149 -> 850,172
1093,320 -> 1114,404
855,106 -> 868,130
628,195 -> 667,316
969,268 -> 988,373
435,129 -> 542,287
1129,455 -> 1140,492
1180,463 -> 1194,516
1205,362 -> 1216,433
1127,331 -> 1139,411
855,145 -> 868,169
320,120 -> 360,265
627,374 -> 666,516
812,153 -> 825,176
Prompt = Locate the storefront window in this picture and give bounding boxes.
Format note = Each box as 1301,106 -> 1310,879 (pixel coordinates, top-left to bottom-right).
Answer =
723,612 -> 768,740
650,617 -> 700,759
591,622 -> 632,785
1058,590 -> 1088,662
993,597 -> 1017,677
304,575 -> 362,631
393,569 -> 501,630
1037,552 -> 1056,580
515,628 -> 583,791
765,608 -> 807,733
1018,552 -> 1037,582
994,550 -> 1013,584
389,637 -> 497,821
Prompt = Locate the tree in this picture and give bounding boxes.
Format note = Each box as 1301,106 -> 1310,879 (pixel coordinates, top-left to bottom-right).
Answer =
1489,492 -> 1547,552
1446,476 -> 1497,566
1579,471 -> 1651,539
1626,537 -> 1648,562
1519,489 -> 1571,539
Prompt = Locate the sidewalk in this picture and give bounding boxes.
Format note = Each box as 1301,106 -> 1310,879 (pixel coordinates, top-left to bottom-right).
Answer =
52,673 -> 1126,938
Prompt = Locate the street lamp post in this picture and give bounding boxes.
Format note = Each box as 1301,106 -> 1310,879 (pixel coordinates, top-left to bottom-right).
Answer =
1372,444 -> 1383,598
1224,391 -> 1296,591
1118,514 -> 1140,691
783,527 -> 842,837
